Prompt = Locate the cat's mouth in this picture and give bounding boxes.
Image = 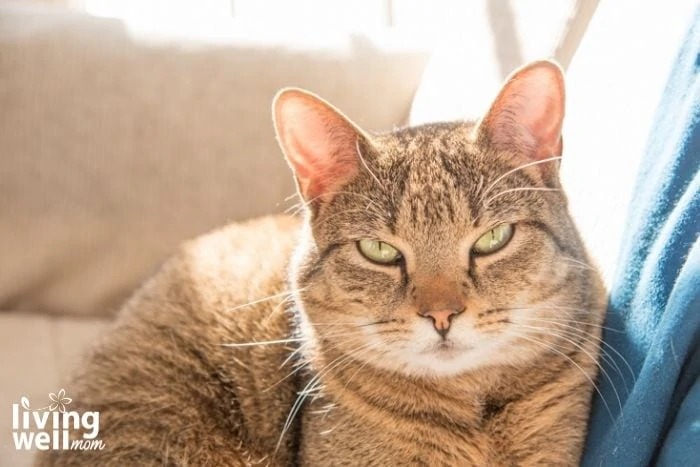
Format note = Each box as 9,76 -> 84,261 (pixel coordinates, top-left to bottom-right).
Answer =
426,340 -> 473,358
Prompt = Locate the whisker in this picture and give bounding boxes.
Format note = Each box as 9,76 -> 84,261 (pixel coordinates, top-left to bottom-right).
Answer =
310,322 -> 366,327
559,256 -> 595,267
341,344 -> 394,397
285,203 -> 304,215
509,330 -> 615,422
483,187 -> 562,207
273,328 -> 367,375
491,305 -> 623,333
356,139 -> 382,188
266,358 -> 310,393
310,207 -> 385,229
284,192 -> 299,203
512,323 -> 624,415
517,317 -> 635,386
275,342 -> 376,452
303,190 -> 381,211
224,289 -> 305,313
221,338 -> 303,348
286,189 -> 385,217
480,156 -> 562,201
264,335 -> 365,394
357,319 -> 398,327
525,316 -> 624,334
282,193 -> 304,214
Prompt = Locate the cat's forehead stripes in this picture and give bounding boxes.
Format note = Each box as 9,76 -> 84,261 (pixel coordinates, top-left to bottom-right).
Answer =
318,120 -> 559,255
371,123 -> 513,235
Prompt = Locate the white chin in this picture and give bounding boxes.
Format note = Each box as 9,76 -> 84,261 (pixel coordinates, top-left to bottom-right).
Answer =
403,341 -> 501,376
398,325 -> 523,377
359,322 -> 529,377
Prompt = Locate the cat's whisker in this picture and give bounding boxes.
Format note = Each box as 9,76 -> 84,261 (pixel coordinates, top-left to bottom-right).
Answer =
277,354 -> 344,448
528,316 -> 624,333
285,202 -> 304,216
280,191 -> 302,214
299,343 -> 377,400
283,193 -> 305,215
483,187 -> 562,207
492,305 -> 623,333
558,256 -> 597,271
270,357 -> 317,391
561,263 -> 598,272
524,333 -> 629,420
310,207 -> 385,229
271,331 -> 375,387
527,316 -> 624,334
224,288 -> 306,313
516,316 -> 602,342
480,156 -> 562,202
512,323 -> 624,414
356,319 -> 398,327
309,321 -> 404,334
300,190 -> 381,211
266,353 -> 312,393
275,341 -> 377,453
516,317 -> 636,391
509,330 -> 615,423
273,328 -> 373,369
310,322 -> 366,327
356,139 -> 382,188
221,338 -> 303,348
523,318 -> 636,382
287,189 -> 386,218
341,342 -> 397,392
262,295 -> 297,326
284,192 -> 300,203
222,327 -> 378,392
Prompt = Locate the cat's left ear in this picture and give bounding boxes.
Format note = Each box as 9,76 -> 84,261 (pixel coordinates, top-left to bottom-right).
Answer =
476,60 -> 565,169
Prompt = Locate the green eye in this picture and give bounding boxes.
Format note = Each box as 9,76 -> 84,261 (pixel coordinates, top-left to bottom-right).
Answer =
472,224 -> 514,255
357,239 -> 402,265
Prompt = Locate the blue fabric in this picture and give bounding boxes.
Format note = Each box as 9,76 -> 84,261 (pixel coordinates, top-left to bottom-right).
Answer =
582,9 -> 700,467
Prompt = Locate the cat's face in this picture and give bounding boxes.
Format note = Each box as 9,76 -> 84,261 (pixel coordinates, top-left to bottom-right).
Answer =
275,61 -> 603,377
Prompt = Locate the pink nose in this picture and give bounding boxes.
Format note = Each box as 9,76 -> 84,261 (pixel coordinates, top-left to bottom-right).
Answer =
419,308 -> 463,338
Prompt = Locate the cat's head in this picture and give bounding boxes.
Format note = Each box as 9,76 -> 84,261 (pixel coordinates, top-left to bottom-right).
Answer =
274,60 -> 603,377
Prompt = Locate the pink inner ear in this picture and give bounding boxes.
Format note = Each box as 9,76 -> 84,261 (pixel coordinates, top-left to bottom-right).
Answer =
483,62 -> 565,161
275,91 -> 360,201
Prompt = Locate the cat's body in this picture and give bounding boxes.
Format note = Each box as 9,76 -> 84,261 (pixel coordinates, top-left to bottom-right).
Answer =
38,216 -> 304,466
37,61 -> 607,466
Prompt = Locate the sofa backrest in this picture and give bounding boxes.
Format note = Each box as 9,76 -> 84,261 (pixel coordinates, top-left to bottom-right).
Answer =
0,2 -> 429,314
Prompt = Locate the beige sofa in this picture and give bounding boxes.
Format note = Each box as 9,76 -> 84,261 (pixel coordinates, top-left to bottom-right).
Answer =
1,0 -> 696,464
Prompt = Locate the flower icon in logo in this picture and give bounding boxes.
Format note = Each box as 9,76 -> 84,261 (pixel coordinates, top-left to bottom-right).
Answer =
48,389 -> 72,413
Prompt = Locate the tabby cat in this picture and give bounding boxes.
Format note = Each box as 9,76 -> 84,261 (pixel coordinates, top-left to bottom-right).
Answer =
37,60 -> 606,466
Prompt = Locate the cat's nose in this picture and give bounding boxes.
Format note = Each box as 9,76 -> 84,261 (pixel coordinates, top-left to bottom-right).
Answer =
419,307 -> 464,338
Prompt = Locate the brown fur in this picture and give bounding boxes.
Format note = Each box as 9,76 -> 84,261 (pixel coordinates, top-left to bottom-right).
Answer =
36,61 -> 606,466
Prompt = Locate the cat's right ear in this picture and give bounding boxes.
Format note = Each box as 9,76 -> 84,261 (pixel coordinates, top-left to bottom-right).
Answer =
273,88 -> 367,204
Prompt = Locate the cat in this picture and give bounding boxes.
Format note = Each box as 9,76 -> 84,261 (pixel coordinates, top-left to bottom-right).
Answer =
36,59 -> 607,466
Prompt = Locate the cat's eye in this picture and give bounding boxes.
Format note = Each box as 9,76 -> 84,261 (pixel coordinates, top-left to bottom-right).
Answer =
357,239 -> 402,265
472,224 -> 514,255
